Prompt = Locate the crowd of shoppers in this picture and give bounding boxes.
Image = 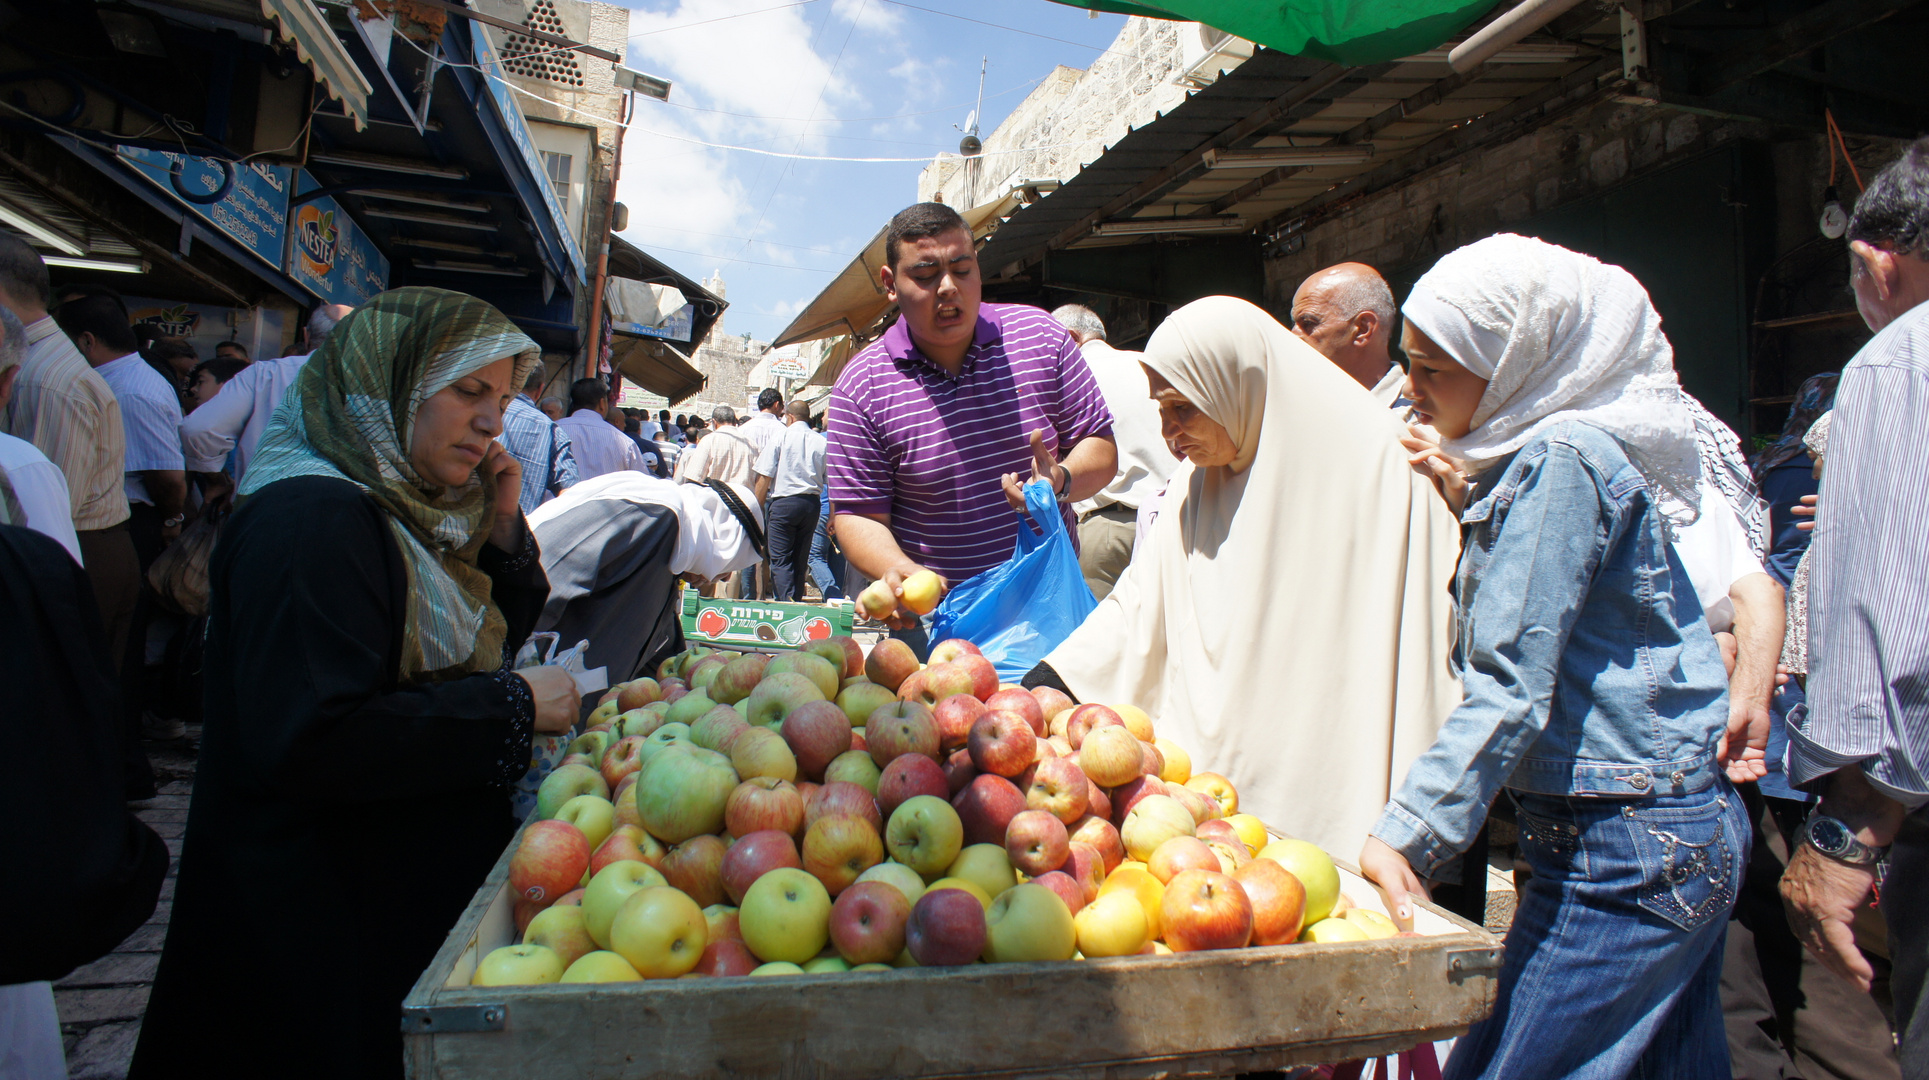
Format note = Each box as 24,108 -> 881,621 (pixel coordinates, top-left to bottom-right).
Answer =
7,138 -> 1929,1080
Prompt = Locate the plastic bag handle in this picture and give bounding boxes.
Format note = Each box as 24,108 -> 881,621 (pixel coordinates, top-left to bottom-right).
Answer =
1015,478 -> 1064,553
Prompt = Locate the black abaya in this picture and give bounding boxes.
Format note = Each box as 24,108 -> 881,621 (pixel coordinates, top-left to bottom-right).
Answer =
0,525 -> 167,984
130,477 -> 546,1080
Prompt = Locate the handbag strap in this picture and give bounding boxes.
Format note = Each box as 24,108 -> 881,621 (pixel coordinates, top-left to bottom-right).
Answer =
706,479 -> 767,559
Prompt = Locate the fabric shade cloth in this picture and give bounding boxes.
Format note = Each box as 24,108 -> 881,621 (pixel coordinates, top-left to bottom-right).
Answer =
1044,0 -> 1493,66
239,287 -> 540,681
606,279 -> 688,334
1045,296 -> 1462,856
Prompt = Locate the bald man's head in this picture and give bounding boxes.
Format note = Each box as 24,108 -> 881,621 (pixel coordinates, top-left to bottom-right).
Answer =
1290,262 -> 1397,390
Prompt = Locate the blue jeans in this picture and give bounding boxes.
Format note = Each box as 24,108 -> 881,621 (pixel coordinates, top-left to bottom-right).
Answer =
1447,787 -> 1746,1080
809,504 -> 846,601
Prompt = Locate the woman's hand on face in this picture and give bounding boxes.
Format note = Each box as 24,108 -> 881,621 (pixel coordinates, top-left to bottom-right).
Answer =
1401,427 -> 1469,516
480,442 -> 525,551
1359,836 -> 1430,931
517,665 -> 581,734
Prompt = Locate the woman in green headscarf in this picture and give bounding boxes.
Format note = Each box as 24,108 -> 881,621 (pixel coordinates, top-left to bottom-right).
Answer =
132,289 -> 580,1080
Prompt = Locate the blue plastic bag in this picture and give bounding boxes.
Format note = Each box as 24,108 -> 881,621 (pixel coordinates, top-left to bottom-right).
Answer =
931,479 -> 1097,681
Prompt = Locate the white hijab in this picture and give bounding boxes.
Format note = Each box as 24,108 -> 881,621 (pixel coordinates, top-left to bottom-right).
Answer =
1045,297 -> 1462,856
1401,233 -> 1702,521
527,472 -> 763,581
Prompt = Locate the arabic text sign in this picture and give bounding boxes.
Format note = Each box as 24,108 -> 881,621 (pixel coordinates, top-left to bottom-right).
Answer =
614,303 -> 695,342
471,25 -> 586,281
116,147 -> 290,270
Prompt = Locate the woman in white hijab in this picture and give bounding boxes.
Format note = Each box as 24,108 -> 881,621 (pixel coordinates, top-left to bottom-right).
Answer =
529,472 -> 765,681
1038,296 -> 1463,862
1363,234 -> 1755,1080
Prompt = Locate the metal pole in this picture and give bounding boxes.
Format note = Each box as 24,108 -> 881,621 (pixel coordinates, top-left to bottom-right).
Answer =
1447,0 -> 1592,73
583,89 -> 633,380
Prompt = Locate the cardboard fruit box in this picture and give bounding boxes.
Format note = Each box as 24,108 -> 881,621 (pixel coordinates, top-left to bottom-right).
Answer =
679,590 -> 854,652
402,822 -> 1501,1080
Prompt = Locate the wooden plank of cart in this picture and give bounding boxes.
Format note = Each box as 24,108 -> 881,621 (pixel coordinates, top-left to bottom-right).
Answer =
402,821 -> 1502,1079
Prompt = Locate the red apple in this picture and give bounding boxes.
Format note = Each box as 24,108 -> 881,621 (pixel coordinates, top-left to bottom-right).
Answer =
1148,836 -> 1221,884
828,880 -> 912,964
1078,725 -> 1144,788
984,688 -> 1045,735
708,653 -> 769,706
794,780 -> 820,807
1025,756 -> 1090,824
804,781 -> 883,835
660,834 -> 728,908
1031,686 -> 1074,725
1168,782 -> 1222,828
968,711 -> 1037,779
688,706 -> 751,754
951,655 -> 1000,701
1068,816 -> 1125,875
864,638 -> 921,691
510,820 -> 591,907
1064,842 -> 1105,903
1108,774 -> 1169,828
1004,809 -> 1070,876
943,747 -> 977,796
932,693 -> 987,753
694,938 -> 759,977
802,815 -> 885,896
703,903 -> 742,943
1067,704 -> 1126,750
927,638 -> 982,665
1029,870 -> 1086,916
906,662 -> 975,707
1160,869 -> 1254,952
589,824 -> 658,877
725,776 -> 806,839
906,888 -> 987,966
781,699 -> 854,779
1086,779 -> 1112,822
866,701 -> 941,767
617,678 -> 663,711
1194,819 -> 1246,852
876,753 -> 949,818
952,773 -> 1027,847
1234,859 -> 1307,946
894,669 -> 928,706
722,830 -> 803,905
554,888 -> 586,907
1139,740 -> 1165,779
826,635 -> 866,678
601,736 -> 646,789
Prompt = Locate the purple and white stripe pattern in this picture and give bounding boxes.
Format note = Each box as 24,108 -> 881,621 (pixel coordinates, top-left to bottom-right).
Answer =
827,303 -> 1114,583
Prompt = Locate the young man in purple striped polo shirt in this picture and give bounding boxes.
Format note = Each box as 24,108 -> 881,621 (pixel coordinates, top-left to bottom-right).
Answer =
827,202 -> 1117,643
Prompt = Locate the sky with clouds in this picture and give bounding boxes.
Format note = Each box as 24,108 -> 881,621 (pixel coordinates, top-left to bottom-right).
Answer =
612,0 -> 1128,345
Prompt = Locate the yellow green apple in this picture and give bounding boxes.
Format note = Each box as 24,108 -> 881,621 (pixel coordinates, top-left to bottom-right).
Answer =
1257,838 -> 1340,924
609,885 -> 708,978
982,883 -> 1076,963
739,867 -> 832,964
1073,890 -> 1150,958
472,944 -> 564,986
945,843 -> 1017,901
560,950 -> 642,982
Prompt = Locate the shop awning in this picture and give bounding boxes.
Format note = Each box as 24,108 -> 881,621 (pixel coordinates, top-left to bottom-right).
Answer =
1043,0 -> 1492,66
259,0 -> 372,130
612,335 -> 706,404
608,235 -> 726,348
771,190 -> 1025,349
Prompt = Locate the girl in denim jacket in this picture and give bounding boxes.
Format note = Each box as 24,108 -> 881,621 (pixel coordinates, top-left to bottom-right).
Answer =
1360,235 -> 1766,1079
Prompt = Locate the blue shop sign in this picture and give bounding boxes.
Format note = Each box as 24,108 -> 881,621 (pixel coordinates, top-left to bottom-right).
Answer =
470,25 -> 585,282
116,147 -> 290,270
286,171 -> 390,307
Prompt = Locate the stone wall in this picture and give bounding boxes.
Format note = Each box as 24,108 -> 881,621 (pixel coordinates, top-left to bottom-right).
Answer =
917,17 -> 1190,209
685,334 -> 768,416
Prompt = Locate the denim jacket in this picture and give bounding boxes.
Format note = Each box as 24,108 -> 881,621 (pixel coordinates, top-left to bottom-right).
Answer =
1373,421 -> 1730,877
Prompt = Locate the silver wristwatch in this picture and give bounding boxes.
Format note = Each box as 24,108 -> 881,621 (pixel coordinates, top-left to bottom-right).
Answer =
1800,813 -> 1887,867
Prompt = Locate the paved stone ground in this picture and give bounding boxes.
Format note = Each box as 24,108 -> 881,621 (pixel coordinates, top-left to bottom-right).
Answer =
57,728 -> 198,1080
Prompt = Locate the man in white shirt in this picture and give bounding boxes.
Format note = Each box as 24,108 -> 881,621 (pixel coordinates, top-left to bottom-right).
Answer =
556,377 -> 645,479
754,399 -> 828,601
60,294 -> 185,556
180,304 -> 352,490
1049,305 -> 1178,601
1290,263 -> 1408,406
0,306 -> 79,563
675,405 -> 759,487
740,387 -> 786,457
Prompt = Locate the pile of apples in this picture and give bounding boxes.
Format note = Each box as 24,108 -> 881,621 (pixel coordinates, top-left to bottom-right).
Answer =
472,636 -> 1398,987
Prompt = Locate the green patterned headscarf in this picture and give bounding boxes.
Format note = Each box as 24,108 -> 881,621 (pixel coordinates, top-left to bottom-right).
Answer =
240,288 -> 540,681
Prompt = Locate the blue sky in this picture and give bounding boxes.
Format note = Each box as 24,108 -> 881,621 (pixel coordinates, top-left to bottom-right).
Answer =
612,0 -> 1129,344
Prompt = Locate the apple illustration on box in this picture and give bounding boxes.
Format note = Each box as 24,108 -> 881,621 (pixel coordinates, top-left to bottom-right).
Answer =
697,609 -> 728,638
805,617 -> 831,641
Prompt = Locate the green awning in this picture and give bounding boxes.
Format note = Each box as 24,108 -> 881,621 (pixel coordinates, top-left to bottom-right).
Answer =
259,0 -> 372,130
1046,0 -> 1496,66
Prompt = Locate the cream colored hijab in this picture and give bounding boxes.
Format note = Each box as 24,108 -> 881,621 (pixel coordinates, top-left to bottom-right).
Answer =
1045,297 -> 1461,856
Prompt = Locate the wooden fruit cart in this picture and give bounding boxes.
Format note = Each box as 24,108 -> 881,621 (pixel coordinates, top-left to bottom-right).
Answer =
402,827 -> 1503,1079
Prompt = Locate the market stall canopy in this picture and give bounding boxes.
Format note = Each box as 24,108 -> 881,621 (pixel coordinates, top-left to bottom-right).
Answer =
1043,0 -> 1492,66
611,335 -> 705,405
771,190 -> 1025,349
608,235 -> 725,349
608,280 -> 688,335
259,0 -> 372,130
